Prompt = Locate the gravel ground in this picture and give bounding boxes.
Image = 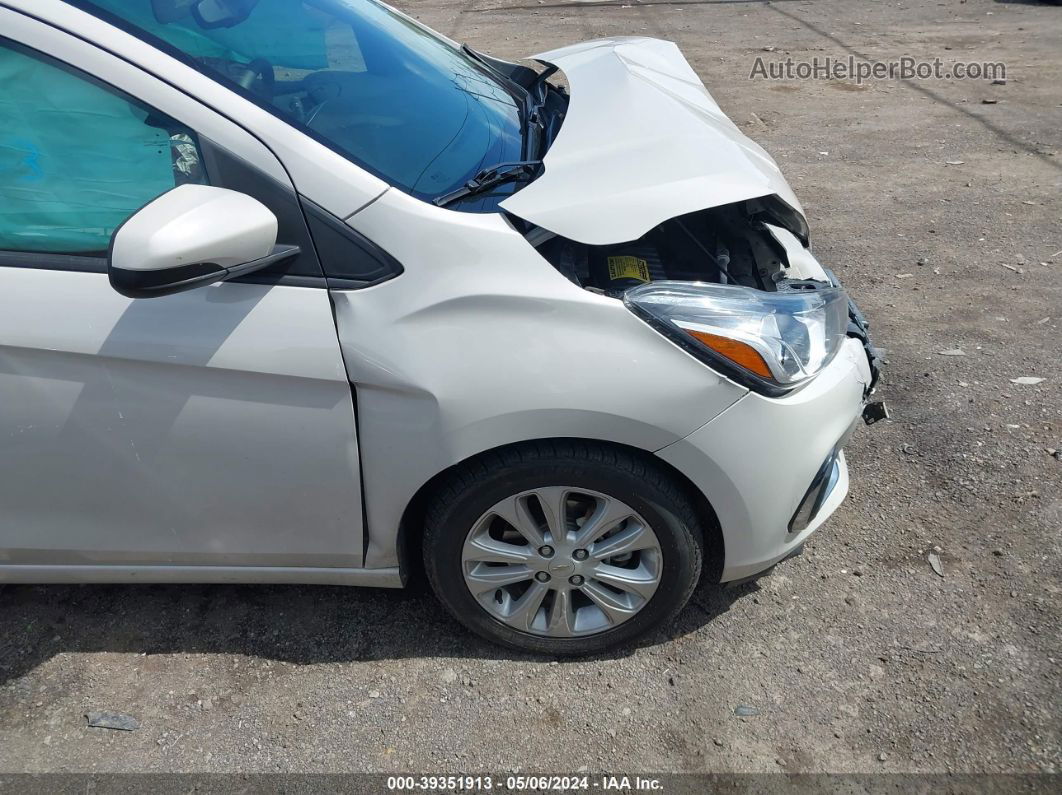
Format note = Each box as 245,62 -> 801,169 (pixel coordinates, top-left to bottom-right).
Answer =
1,0 -> 1060,777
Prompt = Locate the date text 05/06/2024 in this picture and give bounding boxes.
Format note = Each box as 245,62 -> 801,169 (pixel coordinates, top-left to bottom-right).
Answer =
385,775 -> 665,792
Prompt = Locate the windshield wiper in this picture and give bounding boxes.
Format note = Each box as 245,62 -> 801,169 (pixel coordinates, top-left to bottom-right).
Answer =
460,45 -> 559,159
433,160 -> 543,207
461,45 -> 524,96
521,64 -> 557,158
526,64 -> 558,118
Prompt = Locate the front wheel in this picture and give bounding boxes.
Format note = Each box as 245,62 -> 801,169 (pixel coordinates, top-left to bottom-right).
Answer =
422,442 -> 706,655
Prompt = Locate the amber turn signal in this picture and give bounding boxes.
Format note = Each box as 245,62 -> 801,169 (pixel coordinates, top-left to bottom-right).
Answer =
686,330 -> 773,380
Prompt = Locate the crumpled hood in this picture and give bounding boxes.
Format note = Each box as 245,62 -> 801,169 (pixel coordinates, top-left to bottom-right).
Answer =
500,37 -> 805,245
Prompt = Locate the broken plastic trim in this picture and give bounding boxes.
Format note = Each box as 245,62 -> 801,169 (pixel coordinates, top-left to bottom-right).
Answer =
823,267 -> 884,394
747,195 -> 810,247
862,401 -> 890,426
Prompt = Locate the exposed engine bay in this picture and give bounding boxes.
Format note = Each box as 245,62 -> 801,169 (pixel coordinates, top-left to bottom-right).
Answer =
532,197 -> 820,296
527,198 -> 883,394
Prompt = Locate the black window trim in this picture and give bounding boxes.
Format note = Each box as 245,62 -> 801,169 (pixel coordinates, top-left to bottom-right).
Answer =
299,197 -> 404,290
0,244 -> 338,287
0,250 -> 107,274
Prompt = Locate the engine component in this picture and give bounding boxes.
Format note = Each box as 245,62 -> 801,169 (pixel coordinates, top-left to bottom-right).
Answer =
533,199 -> 796,295
588,242 -> 666,295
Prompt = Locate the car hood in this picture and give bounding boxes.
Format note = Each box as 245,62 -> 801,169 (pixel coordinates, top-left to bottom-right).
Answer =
500,37 -> 805,246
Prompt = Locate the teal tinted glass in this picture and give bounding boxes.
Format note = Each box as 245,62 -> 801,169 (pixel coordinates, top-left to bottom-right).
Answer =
82,0 -> 525,205
0,41 -> 200,254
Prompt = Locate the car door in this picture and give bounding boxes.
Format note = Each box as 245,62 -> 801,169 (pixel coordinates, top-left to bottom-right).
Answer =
0,13 -> 365,575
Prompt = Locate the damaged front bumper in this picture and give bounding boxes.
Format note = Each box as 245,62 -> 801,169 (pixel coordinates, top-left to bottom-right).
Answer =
655,336 -> 873,583
822,266 -> 883,396
845,289 -> 884,396
846,291 -> 889,426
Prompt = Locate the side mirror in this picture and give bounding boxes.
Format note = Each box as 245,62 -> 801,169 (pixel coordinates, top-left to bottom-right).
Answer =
109,185 -> 297,299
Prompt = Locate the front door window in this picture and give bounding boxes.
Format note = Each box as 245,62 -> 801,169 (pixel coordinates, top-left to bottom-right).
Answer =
0,40 -> 203,254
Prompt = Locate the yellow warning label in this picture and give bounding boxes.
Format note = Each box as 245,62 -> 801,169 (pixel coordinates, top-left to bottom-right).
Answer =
607,256 -> 651,283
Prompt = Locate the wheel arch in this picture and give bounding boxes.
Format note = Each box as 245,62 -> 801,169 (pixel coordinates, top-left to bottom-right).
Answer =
395,437 -> 725,586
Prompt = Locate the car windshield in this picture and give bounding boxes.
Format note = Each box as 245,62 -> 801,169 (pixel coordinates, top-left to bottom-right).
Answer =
78,0 -> 526,207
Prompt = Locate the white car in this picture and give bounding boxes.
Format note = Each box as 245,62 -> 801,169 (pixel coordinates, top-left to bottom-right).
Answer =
0,0 -> 882,654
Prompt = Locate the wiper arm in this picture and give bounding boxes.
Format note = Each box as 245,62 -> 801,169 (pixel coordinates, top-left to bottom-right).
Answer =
527,63 -> 559,116
433,160 -> 543,207
521,64 -> 557,155
461,45 -> 523,95
461,45 -> 559,159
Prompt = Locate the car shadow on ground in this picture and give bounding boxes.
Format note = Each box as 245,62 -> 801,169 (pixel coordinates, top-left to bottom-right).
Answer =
0,576 -> 751,684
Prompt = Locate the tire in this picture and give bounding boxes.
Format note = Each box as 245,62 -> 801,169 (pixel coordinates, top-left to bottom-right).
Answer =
422,440 -> 706,655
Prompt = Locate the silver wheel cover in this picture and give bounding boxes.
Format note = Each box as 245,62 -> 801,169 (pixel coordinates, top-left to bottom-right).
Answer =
461,487 -> 663,638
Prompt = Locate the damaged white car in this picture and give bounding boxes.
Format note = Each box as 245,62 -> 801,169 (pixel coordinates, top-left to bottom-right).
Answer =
0,0 -> 883,654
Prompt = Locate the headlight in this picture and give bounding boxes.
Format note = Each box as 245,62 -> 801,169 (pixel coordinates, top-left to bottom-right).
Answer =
624,281 -> 850,396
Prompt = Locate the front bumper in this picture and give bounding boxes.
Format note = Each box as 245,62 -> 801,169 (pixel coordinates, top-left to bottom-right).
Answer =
655,336 -> 872,582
